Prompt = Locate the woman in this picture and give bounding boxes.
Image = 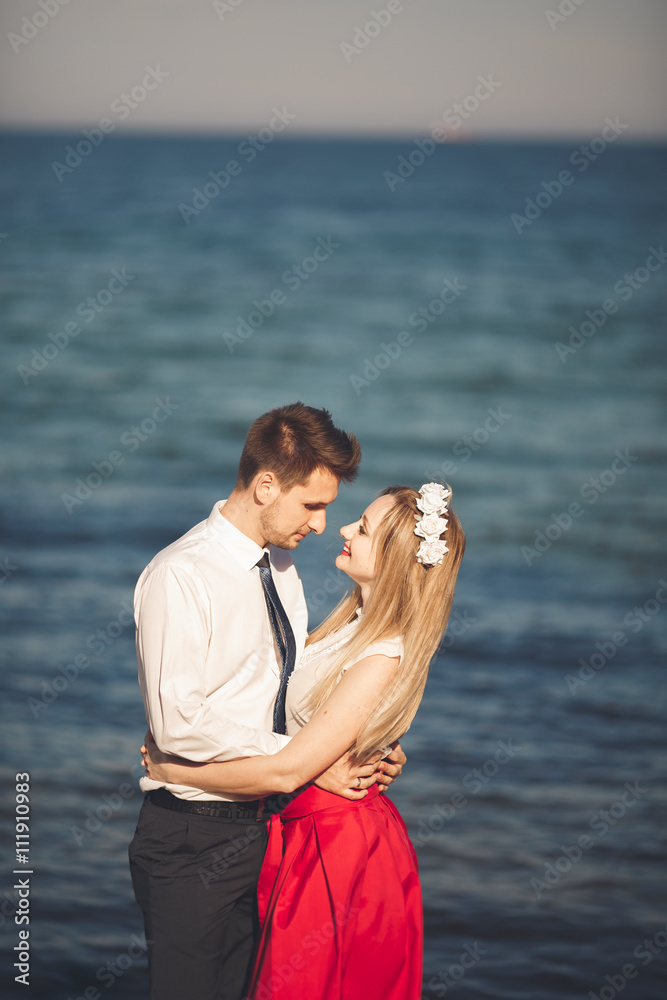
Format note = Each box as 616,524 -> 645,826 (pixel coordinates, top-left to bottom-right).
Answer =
143,482 -> 465,1000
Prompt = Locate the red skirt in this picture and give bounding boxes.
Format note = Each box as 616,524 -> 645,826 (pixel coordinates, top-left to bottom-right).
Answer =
248,783 -> 423,1000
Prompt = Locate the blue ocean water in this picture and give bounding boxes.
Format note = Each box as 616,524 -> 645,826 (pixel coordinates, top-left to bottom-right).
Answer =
0,132 -> 666,999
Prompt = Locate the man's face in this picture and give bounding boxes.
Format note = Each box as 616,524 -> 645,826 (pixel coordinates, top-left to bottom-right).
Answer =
260,468 -> 340,550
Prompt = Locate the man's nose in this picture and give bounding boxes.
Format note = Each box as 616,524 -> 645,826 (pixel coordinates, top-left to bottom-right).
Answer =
308,509 -> 327,535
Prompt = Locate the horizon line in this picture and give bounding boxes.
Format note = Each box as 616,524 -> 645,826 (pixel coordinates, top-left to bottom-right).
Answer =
1,124 -> 666,145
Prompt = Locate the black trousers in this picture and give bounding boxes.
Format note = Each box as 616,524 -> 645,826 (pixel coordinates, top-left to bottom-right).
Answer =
128,794 -> 268,1000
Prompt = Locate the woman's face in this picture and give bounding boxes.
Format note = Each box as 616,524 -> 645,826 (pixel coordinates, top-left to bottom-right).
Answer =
336,494 -> 395,590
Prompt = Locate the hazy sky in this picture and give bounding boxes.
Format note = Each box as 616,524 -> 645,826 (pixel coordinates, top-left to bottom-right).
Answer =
1,0 -> 665,137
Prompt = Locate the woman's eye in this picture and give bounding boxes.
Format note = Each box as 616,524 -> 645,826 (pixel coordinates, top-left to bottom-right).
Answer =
358,525 -> 365,535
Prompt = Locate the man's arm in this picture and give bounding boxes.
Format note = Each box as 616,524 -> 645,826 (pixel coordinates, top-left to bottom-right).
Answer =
136,561 -> 291,762
137,560 -> 399,797
143,653 -> 401,798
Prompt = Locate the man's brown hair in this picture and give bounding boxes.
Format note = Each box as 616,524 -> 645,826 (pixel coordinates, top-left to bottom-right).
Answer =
236,402 -> 361,491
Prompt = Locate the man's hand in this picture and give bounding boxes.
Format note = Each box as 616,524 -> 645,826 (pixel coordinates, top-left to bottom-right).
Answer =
313,741 -> 407,800
375,741 -> 406,793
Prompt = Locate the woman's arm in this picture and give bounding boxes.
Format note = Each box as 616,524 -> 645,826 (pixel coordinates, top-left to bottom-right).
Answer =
143,653 -> 399,797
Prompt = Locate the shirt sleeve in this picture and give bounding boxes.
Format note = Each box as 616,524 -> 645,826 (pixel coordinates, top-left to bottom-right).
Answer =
135,561 -> 291,762
340,638 -> 403,673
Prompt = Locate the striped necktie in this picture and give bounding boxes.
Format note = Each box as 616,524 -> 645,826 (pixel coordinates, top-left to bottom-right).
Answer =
256,552 -> 296,734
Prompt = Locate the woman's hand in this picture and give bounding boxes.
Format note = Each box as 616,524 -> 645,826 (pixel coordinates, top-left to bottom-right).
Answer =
141,731 -> 190,784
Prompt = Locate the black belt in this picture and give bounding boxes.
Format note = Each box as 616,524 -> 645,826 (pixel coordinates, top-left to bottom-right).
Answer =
147,787 -> 283,821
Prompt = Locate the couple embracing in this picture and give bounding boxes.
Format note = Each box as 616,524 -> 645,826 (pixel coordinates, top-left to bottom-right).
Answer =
129,402 -> 465,1000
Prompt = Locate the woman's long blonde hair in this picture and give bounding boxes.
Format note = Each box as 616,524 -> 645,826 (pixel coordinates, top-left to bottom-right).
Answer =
304,485 -> 465,763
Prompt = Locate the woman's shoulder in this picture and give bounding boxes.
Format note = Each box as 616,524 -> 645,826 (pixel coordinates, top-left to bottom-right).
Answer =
342,636 -> 404,672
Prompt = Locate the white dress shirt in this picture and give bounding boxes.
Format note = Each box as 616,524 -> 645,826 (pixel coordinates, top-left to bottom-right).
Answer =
135,499 -> 308,800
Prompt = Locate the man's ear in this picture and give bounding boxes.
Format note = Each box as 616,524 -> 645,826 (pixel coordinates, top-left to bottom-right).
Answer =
253,470 -> 281,505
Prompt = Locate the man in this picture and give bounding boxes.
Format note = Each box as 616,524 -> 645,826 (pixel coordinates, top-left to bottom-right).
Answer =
129,402 -> 405,1000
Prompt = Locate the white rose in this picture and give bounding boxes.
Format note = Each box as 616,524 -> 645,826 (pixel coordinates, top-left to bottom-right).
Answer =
416,483 -> 451,515
416,539 -> 448,566
414,513 -> 448,540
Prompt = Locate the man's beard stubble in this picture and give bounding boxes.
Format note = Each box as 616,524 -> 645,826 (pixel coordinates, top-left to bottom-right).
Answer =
259,499 -> 302,550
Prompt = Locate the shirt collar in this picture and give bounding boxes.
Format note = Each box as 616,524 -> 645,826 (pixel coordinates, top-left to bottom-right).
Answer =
207,500 -> 269,572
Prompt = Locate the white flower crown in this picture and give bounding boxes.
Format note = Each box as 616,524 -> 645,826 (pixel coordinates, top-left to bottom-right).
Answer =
414,482 -> 451,566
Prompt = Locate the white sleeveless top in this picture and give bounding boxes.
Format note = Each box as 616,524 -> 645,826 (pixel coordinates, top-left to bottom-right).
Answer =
285,608 -> 404,736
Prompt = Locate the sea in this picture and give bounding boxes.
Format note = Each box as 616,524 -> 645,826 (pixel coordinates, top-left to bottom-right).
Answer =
0,132 -> 665,999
